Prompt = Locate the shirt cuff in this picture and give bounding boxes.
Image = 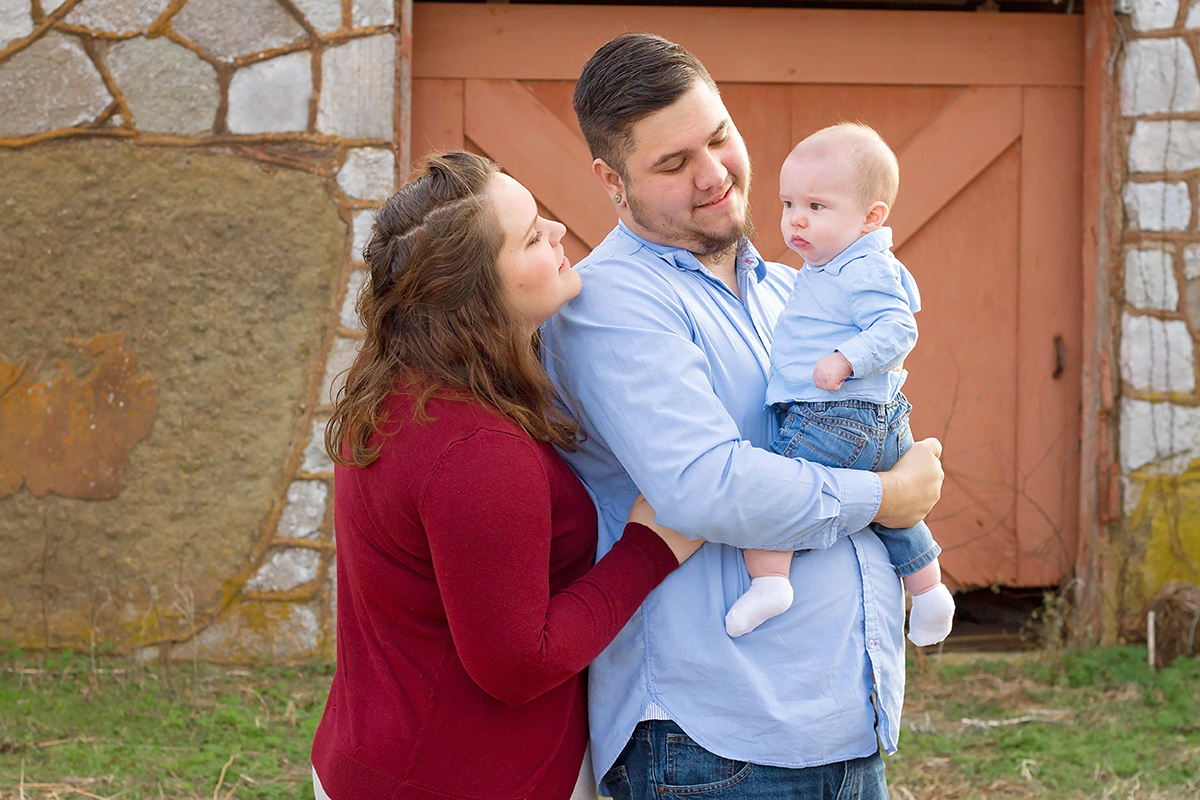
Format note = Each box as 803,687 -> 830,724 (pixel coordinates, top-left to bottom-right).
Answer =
831,468 -> 882,536
836,340 -> 873,379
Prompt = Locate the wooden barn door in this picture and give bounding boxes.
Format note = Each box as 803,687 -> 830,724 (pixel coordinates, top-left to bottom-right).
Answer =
411,5 -> 1084,590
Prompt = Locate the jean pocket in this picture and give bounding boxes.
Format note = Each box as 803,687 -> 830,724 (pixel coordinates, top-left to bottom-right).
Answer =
661,731 -> 755,795
602,764 -> 632,800
779,413 -> 869,469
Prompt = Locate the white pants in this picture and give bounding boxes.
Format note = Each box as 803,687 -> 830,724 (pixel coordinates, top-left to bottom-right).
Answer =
312,766 -> 332,800
312,743 -> 596,800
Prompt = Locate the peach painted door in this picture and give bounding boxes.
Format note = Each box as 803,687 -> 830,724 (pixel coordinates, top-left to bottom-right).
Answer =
411,4 -> 1084,590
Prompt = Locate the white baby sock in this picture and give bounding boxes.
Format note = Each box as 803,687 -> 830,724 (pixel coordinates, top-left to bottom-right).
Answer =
725,576 -> 794,638
907,583 -> 955,646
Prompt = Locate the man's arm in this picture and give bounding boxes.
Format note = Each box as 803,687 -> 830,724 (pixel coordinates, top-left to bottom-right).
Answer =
547,258 -> 884,551
876,438 -> 943,528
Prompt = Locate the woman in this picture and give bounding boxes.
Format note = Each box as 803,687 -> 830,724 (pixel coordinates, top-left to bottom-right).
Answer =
310,151 -> 699,799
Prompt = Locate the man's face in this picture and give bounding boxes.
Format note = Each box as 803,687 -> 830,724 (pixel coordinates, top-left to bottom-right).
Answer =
619,82 -> 752,256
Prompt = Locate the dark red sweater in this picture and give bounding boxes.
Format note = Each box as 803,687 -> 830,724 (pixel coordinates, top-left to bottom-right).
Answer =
311,391 -> 679,800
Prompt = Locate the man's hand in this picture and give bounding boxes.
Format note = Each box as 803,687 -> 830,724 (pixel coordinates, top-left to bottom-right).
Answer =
874,438 -> 943,529
813,351 -> 854,392
628,494 -> 703,564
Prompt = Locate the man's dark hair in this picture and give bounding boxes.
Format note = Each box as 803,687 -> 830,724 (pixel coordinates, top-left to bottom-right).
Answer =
573,33 -> 717,179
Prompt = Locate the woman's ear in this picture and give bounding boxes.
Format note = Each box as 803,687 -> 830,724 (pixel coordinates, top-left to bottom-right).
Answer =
862,201 -> 890,232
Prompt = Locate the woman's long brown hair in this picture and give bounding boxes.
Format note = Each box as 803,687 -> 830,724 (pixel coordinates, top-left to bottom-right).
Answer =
325,151 -> 579,467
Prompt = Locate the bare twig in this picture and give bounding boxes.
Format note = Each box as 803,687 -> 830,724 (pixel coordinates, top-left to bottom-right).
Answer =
212,754 -> 237,800
961,708 -> 1074,729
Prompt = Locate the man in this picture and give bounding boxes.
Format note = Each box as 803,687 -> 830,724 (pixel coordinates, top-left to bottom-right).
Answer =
542,34 -> 944,798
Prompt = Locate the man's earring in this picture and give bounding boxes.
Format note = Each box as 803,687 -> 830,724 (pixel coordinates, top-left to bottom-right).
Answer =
614,193 -> 622,205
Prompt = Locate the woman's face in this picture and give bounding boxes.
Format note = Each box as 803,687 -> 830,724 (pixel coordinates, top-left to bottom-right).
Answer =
491,173 -> 581,334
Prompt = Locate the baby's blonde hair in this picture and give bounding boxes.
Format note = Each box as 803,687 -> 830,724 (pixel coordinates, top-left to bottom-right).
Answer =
792,122 -> 899,209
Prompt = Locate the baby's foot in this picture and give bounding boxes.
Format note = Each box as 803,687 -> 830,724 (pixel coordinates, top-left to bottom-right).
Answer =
907,583 -> 955,646
725,576 -> 793,637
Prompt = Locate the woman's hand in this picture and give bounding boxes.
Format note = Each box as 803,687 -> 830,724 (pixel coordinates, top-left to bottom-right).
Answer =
874,438 -> 943,529
628,494 -> 703,565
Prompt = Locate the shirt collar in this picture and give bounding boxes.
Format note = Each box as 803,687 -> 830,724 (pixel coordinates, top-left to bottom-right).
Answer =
616,220 -> 768,283
807,227 -> 893,276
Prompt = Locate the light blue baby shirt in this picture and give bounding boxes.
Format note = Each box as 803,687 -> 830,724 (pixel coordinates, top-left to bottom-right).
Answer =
766,227 -> 921,407
542,222 -> 906,789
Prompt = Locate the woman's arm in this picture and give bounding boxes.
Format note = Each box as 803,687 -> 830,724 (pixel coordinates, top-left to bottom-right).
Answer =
418,428 -> 682,707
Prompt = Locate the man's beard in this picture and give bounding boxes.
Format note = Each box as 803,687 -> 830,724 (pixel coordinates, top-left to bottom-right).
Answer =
626,179 -> 756,257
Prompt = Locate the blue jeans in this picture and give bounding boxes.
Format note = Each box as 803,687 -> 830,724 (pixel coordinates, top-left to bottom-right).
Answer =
602,721 -> 888,799
768,393 -> 939,578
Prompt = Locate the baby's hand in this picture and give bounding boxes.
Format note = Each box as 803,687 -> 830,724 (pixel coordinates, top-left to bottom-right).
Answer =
813,352 -> 853,392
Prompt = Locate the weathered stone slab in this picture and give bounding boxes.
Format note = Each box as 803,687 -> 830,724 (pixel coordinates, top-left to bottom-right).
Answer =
1132,0 -> 1179,31
1121,38 -> 1200,116
1123,181 -> 1191,232
351,209 -> 374,262
245,547 -> 322,592
0,140 -> 343,650
340,269 -> 367,330
171,602 -> 320,660
276,479 -> 327,539
326,556 -> 336,635
0,1 -> 34,50
1121,399 -> 1200,473
302,417 -> 334,473
1186,1 -> 1200,27
0,333 -> 159,500
172,0 -> 306,61
107,36 -> 218,134
352,0 -> 392,27
1121,312 -> 1196,393
1185,244 -> 1200,280
317,33 -> 394,140
1125,246 -> 1179,311
292,0 -> 342,33
321,336 -> 361,405
227,50 -> 312,134
62,0 -> 172,34
1128,120 -> 1200,173
337,146 -> 395,200
0,32 -> 112,137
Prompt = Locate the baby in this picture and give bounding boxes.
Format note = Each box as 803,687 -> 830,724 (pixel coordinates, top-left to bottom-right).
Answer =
724,122 -> 955,646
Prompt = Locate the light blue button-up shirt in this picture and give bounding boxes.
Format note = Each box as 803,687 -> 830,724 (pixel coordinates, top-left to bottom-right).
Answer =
766,227 -> 920,407
542,222 -> 906,788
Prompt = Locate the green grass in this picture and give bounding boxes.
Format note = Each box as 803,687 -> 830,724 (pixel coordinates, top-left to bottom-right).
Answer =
888,646 -> 1200,799
0,646 -> 1196,799
0,648 -> 331,799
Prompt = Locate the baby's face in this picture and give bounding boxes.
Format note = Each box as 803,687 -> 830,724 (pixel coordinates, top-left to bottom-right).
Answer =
779,147 -> 871,267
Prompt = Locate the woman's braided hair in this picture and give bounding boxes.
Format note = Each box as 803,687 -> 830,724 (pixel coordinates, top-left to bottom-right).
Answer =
325,151 -> 579,467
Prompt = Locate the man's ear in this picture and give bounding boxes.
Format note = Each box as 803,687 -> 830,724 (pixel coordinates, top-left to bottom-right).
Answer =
863,201 -> 890,232
593,158 -> 625,200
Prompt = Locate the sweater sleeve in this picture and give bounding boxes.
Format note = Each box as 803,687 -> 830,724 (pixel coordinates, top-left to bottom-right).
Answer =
418,427 -> 678,707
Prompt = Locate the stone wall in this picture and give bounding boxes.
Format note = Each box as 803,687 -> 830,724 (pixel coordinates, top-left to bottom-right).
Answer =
0,0 -> 395,661
1115,0 -> 1200,634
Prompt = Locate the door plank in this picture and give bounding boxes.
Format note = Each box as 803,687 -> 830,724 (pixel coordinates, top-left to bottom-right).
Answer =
790,85 -> 963,159
523,81 -> 585,141
415,4 -> 1083,88
1016,87 -> 1084,586
898,145 -> 1022,590
463,79 -> 615,248
890,86 -> 1023,249
719,85 -> 795,259
412,78 -> 464,162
